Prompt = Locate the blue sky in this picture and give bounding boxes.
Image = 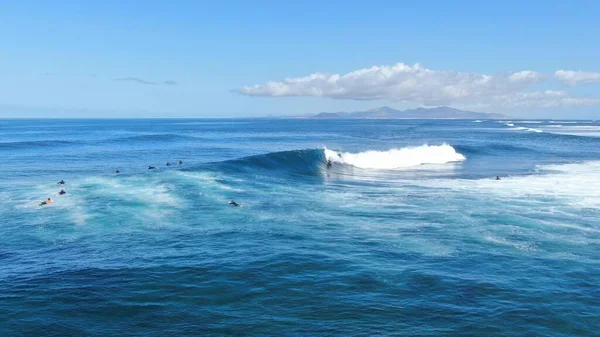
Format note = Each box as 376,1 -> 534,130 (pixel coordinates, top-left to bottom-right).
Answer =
1,0 -> 599,118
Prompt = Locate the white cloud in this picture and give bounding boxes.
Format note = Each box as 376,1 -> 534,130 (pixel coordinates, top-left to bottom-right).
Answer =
485,90 -> 600,108
237,63 -> 546,105
508,70 -> 542,83
237,63 -> 600,109
555,70 -> 600,86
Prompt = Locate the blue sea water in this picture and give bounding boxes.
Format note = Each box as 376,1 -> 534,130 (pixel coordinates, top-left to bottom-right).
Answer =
1,118 -> 599,336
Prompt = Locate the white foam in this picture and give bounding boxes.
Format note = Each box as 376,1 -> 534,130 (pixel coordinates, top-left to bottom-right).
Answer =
136,184 -> 180,207
536,125 -> 600,137
484,235 -> 539,251
324,144 -> 466,170
83,176 -> 183,208
176,171 -> 245,192
510,125 -> 543,133
563,126 -> 600,129
70,207 -> 92,225
413,161 -> 600,209
506,123 -> 515,127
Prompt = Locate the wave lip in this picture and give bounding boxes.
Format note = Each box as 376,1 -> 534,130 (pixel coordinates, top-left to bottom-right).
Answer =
510,125 -> 543,133
325,144 -> 466,169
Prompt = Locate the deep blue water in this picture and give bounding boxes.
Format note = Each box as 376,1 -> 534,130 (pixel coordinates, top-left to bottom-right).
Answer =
1,119 -> 599,336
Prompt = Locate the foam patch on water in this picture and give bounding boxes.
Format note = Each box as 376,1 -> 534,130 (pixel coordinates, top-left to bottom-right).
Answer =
535,125 -> 600,137
509,125 -> 543,133
81,177 -> 181,207
484,234 -> 539,251
176,171 -> 245,192
527,128 -> 543,133
324,144 -> 466,170
415,161 -> 600,209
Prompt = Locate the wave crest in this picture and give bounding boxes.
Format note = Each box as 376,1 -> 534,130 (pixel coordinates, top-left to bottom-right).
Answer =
324,144 -> 465,169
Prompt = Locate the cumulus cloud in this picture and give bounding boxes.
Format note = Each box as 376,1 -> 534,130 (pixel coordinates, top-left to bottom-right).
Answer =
236,63 -> 600,108
114,77 -> 177,86
481,90 -> 600,109
555,70 -> 600,86
237,63 -> 543,104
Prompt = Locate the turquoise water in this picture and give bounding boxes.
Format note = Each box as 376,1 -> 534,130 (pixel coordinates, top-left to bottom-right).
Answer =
1,119 -> 599,336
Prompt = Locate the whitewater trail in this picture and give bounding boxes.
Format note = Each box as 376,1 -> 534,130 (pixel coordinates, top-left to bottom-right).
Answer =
324,144 -> 465,169
406,161 -> 600,209
510,125 -> 543,133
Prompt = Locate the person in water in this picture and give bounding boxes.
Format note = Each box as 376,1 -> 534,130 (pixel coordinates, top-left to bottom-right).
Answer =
57,180 -> 65,185
178,160 -> 183,165
166,162 -> 172,166
40,198 -> 53,206
326,159 -> 332,168
229,200 -> 240,207
59,190 -> 66,195
496,176 -> 501,180
148,165 -> 158,170
115,168 -> 120,174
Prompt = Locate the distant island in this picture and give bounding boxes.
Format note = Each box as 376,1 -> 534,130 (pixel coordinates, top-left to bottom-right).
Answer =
295,106 -> 509,119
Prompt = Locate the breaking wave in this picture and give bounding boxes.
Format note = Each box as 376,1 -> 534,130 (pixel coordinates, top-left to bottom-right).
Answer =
212,144 -> 466,174
324,144 -> 465,169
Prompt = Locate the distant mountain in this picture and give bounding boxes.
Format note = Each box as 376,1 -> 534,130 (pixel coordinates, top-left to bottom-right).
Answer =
305,106 -> 508,119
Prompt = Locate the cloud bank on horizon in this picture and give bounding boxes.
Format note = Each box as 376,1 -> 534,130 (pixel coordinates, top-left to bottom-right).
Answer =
236,63 -> 600,109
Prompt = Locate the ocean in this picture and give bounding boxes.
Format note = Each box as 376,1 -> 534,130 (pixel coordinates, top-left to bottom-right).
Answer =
1,118 -> 599,336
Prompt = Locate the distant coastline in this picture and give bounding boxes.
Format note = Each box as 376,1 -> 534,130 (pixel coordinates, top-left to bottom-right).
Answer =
290,106 -> 510,120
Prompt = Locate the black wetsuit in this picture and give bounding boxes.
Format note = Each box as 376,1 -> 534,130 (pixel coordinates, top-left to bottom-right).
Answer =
59,190 -> 66,195
148,166 -> 157,170
229,201 -> 240,207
